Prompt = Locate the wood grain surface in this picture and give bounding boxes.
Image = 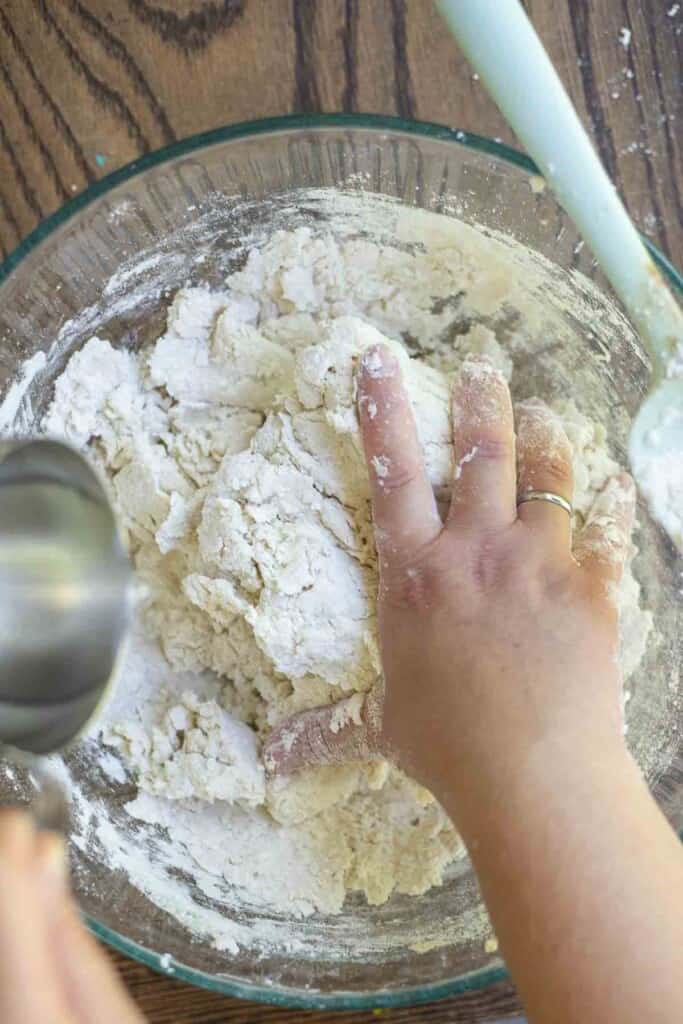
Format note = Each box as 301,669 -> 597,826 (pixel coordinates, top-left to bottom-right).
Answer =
0,2 -> 680,1022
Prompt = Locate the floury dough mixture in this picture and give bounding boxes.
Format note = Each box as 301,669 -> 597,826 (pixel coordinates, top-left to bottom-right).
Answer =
44,222 -> 653,941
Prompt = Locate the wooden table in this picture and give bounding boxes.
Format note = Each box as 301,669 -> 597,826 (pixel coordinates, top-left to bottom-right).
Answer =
0,2 -> 680,1021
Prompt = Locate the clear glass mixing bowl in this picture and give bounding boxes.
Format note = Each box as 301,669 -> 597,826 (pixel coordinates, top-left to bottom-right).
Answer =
0,115 -> 680,1012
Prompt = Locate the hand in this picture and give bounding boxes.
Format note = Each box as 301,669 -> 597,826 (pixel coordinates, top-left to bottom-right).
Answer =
266,346 -> 635,830
0,808 -> 144,1024
267,346 -> 683,1024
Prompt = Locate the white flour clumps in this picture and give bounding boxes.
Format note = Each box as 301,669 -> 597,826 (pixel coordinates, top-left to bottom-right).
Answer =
44,225 -> 653,936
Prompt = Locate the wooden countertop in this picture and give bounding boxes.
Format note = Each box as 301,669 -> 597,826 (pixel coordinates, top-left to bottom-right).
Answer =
0,2 -> 680,1021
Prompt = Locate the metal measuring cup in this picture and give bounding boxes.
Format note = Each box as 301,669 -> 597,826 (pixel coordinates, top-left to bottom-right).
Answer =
0,438 -> 133,756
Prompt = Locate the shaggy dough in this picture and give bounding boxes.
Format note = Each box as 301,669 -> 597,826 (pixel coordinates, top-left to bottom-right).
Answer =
44,226 -> 653,917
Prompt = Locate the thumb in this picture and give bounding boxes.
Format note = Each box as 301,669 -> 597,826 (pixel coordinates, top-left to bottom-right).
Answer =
264,686 -> 383,775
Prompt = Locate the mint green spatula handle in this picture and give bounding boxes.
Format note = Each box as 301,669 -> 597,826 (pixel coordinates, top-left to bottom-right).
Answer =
436,0 -> 682,373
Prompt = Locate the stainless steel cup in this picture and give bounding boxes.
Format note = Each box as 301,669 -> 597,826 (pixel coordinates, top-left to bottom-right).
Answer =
0,439 -> 132,754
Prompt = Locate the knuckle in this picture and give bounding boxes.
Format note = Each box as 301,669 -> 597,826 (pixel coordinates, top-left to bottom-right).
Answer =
468,532 -> 511,591
573,522 -> 628,582
543,455 -> 573,486
380,541 -> 449,612
468,437 -> 514,462
522,454 -> 572,492
374,461 -> 420,497
540,564 -> 577,603
577,571 -> 620,625
459,527 -> 523,593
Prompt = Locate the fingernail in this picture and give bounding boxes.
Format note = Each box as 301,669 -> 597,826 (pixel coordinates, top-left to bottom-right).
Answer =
515,400 -> 569,447
462,353 -> 494,368
37,832 -> 68,890
360,344 -> 398,380
454,359 -> 511,433
515,398 -> 561,422
460,354 -> 503,381
456,358 -> 509,417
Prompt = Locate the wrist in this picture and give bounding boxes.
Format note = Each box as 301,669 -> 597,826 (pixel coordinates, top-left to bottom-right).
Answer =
434,731 -> 634,848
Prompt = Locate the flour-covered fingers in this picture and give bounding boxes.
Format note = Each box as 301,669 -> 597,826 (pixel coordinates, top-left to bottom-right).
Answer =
358,345 -> 441,561
574,474 -> 636,584
264,687 -> 383,775
515,399 -> 574,553
447,356 -> 516,531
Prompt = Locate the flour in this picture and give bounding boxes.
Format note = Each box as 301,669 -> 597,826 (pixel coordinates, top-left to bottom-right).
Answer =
630,331 -> 683,552
454,446 -> 480,480
371,454 -> 391,480
618,27 -> 632,49
632,413 -> 683,553
0,351 -> 46,433
40,222 -> 654,952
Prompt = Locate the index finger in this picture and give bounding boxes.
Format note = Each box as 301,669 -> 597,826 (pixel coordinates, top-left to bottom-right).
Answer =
358,345 -> 441,563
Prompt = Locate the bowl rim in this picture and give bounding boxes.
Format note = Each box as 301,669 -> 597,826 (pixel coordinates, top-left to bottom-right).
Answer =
1,112 -> 681,295
1,112 -> 680,1011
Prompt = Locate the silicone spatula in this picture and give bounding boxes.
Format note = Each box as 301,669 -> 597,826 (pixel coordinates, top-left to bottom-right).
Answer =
436,0 -> 683,550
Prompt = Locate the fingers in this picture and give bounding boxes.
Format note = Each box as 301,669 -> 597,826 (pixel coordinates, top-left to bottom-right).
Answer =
264,687 -> 382,775
574,474 -> 636,583
358,345 -> 441,563
0,809 -> 142,1024
446,356 -> 516,531
515,399 -> 574,552
0,810 -> 72,1024
34,828 -> 145,1024
51,899 -> 145,1024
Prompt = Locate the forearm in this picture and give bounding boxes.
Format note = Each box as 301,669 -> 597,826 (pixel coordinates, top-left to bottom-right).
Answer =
266,351 -> 680,1022
441,743 -> 683,1024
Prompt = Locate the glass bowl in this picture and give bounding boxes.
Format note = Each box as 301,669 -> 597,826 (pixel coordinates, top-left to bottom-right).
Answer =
0,115 -> 680,1012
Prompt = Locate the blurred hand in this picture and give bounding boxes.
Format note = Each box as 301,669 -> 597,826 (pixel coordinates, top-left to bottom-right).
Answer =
0,808 -> 144,1024
265,346 -> 634,829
